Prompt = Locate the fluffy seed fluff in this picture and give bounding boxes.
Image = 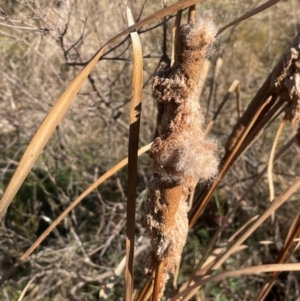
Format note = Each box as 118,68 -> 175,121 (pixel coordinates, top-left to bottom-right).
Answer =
144,17 -> 219,297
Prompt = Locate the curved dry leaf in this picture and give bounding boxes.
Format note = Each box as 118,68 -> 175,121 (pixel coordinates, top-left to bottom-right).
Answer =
125,7 -> 144,301
217,0 -> 281,35
169,263 -> 300,301
268,120 -> 286,223
0,46 -> 105,219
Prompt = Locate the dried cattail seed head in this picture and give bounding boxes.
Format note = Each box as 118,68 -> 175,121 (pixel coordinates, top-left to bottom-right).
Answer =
144,16 -> 219,298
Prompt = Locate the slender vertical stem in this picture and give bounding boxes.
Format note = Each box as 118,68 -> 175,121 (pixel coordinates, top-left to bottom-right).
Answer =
125,8 -> 143,301
152,261 -> 164,301
188,5 -> 196,24
163,0 -> 168,56
136,276 -> 154,301
268,119 -> 286,223
171,9 -> 182,65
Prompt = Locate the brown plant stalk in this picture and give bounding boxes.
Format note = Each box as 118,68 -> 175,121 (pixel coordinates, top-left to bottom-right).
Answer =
144,17 -> 219,297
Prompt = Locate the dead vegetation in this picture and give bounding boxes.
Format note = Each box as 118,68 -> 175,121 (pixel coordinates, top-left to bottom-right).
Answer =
0,0 -> 300,301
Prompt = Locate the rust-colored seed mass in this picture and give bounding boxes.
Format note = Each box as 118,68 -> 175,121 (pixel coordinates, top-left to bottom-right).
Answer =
144,18 -> 219,297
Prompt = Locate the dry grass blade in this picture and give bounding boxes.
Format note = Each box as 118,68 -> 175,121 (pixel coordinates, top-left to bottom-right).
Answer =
136,276 -> 154,301
197,135 -> 295,269
125,7 -> 144,301
186,137 -> 294,297
169,263 -> 300,301
94,0 -> 206,55
163,0 -> 168,56
0,143 -> 152,287
233,101 -> 286,164
189,96 -> 272,228
255,213 -> 300,301
172,256 -> 181,290
179,216 -> 258,301
17,276 -> 35,301
267,119 -> 286,223
284,212 -> 300,249
229,216 -> 259,243
199,177 -> 300,275
217,0 -> 282,35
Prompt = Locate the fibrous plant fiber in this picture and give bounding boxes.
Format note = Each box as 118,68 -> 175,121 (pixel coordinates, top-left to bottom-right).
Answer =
144,17 -> 219,297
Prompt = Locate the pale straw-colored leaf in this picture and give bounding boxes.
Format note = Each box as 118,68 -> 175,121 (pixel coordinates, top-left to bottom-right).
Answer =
125,7 -> 144,301
267,120 -> 286,223
17,276 -> 36,301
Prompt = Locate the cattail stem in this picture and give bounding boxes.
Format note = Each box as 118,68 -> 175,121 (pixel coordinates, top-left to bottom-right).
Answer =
188,5 -> 196,24
152,260 -> 164,301
136,276 -> 154,301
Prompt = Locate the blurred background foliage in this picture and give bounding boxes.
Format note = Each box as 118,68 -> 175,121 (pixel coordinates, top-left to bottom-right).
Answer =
0,0 -> 300,300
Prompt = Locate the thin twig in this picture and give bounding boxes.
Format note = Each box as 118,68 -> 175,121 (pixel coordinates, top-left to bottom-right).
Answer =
188,5 -> 196,25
